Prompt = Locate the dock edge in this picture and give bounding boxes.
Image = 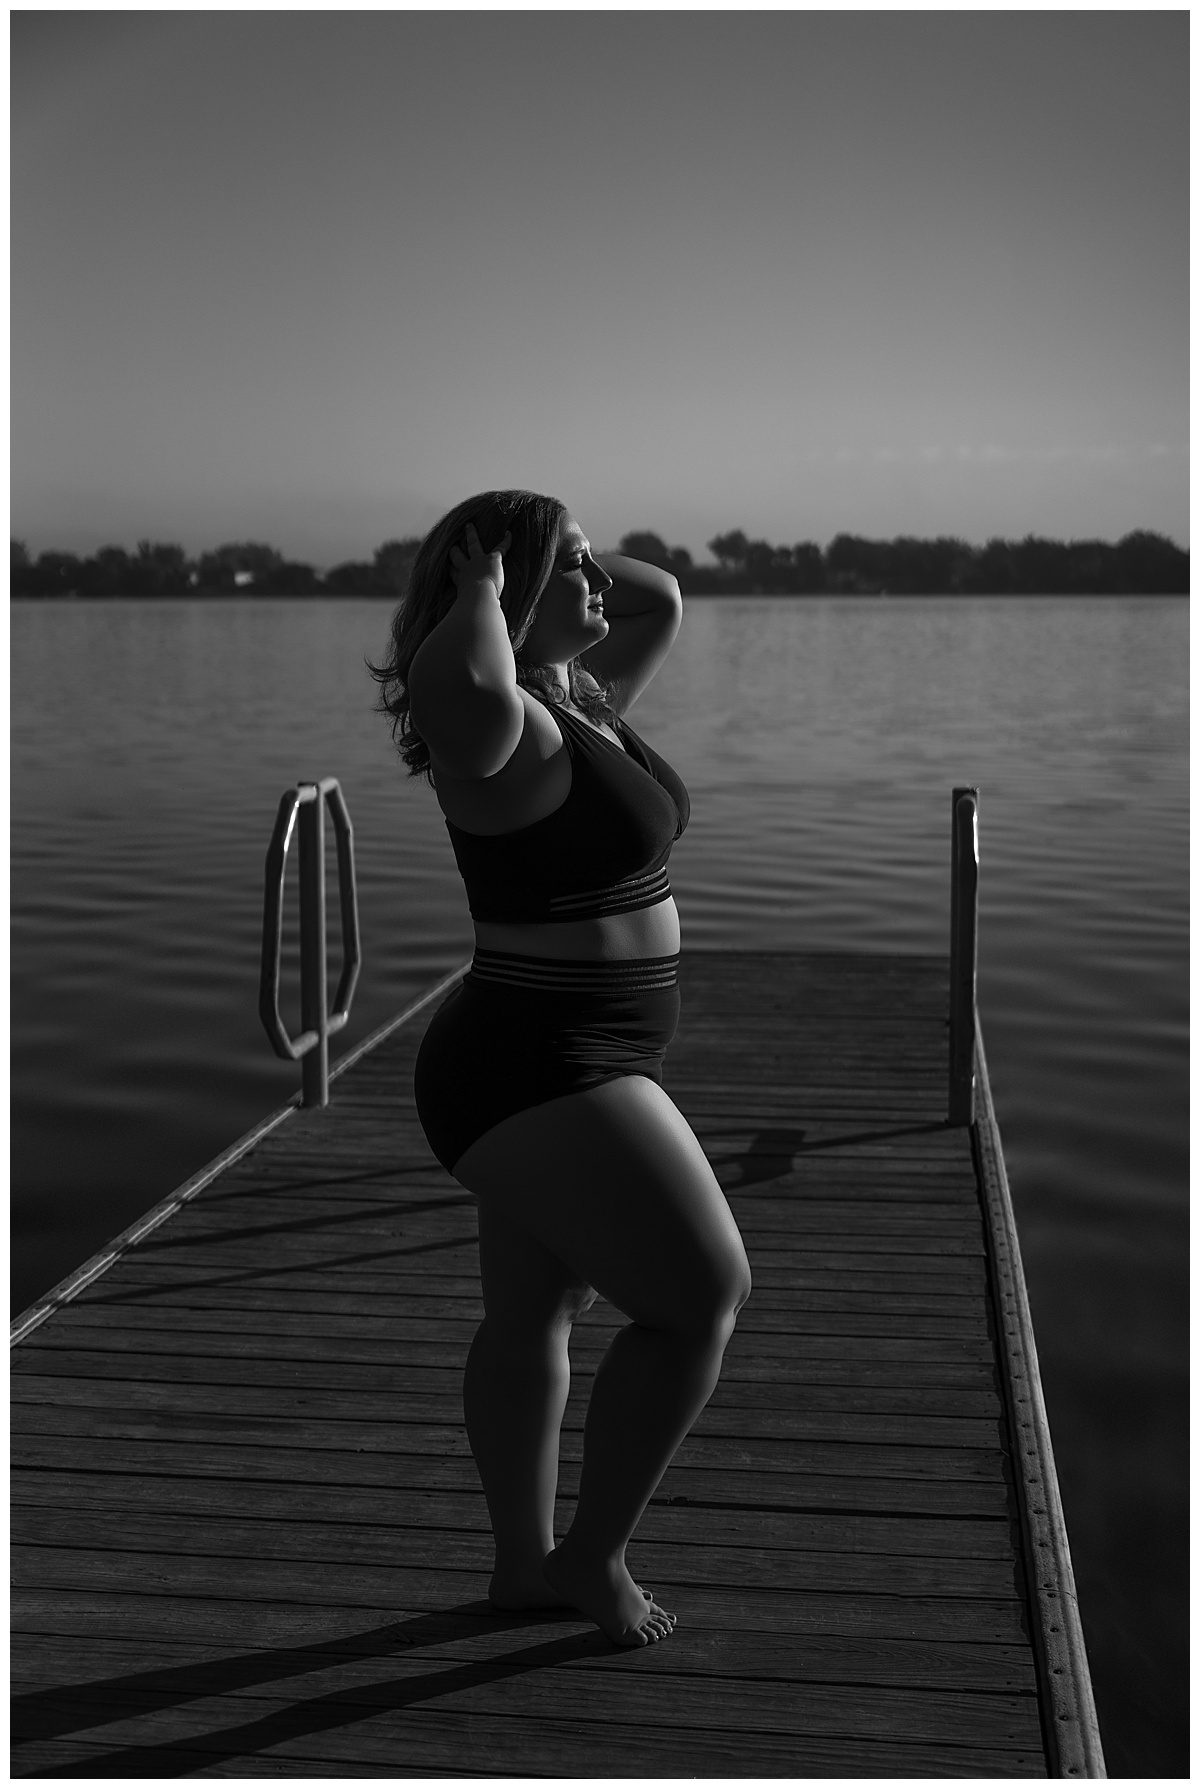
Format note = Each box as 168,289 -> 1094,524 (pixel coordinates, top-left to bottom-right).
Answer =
973,1019 -> 1106,1778
10,962 -> 469,1349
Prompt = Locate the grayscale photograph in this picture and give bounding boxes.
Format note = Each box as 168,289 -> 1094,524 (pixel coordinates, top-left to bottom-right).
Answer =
11,9 -> 1187,1778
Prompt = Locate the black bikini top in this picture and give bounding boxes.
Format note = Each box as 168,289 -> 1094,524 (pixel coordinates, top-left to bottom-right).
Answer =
444,697 -> 690,924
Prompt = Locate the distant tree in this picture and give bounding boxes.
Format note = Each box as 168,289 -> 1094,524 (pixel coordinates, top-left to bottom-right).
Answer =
742,538 -> 790,588
132,541 -> 193,595
323,560 -> 376,595
970,538 -> 1019,595
1009,536 -> 1072,595
790,543 -> 825,593
1061,540 -> 1112,596
11,541 -> 34,594
195,543 -> 285,591
43,541 -> 195,598
77,546 -> 133,596
617,532 -> 693,577
618,531 -> 673,568
256,559 -> 323,595
881,536 -> 972,594
705,531 -> 793,589
373,537 -> 422,594
824,534 -> 888,593
818,533 -> 970,595
1112,530 -> 1188,594
707,530 -> 750,569
30,551 -> 85,597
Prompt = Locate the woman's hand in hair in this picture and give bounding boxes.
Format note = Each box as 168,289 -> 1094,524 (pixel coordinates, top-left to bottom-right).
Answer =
448,524 -> 512,603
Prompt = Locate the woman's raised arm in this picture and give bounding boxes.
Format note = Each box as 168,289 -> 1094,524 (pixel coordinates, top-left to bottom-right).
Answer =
407,526 -> 526,780
581,555 -> 683,716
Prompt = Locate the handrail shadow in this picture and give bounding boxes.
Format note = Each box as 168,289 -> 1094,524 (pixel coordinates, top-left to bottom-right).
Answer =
15,1600 -> 612,1773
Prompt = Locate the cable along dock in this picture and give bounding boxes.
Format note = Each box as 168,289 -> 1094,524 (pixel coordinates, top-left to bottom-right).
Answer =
11,790 -> 1105,1777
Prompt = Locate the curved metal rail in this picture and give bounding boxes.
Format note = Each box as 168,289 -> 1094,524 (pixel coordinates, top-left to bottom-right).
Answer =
259,776 -> 361,1107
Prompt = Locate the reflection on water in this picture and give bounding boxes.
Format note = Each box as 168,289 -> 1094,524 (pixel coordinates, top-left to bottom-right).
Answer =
11,594 -> 1187,1774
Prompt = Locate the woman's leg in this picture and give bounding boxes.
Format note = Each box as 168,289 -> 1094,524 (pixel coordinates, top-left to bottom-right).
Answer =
464,1198 -> 597,1608
453,1073 -> 752,1646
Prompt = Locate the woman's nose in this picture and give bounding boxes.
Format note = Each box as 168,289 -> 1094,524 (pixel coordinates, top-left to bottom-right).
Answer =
587,555 -> 613,594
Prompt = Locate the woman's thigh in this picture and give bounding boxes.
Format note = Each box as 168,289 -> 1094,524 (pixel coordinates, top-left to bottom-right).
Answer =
454,1076 -> 751,1332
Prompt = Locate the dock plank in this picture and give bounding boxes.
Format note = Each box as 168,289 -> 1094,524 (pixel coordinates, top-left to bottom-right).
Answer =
12,1347 -> 1007,1408
14,1581 -> 1035,1647
13,1721 -> 1047,1780
7,1660 -> 1044,1750
14,1528 -> 1026,1602
11,1627 -> 1038,1699
12,951 -> 1074,1776
12,1441 -> 1016,1519
12,1475 -> 1019,1560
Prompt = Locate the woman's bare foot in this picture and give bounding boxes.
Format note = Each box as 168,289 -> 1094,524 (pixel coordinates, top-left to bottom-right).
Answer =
488,1559 -> 658,1615
543,1543 -> 676,1646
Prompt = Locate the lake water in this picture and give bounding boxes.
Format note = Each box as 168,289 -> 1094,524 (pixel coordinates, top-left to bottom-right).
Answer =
11,594 -> 1187,1774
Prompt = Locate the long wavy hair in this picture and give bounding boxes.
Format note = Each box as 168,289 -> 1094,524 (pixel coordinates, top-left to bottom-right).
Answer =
368,489 -> 615,781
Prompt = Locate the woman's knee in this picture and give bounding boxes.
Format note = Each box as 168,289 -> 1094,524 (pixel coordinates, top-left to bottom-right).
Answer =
672,1243 -> 752,1346
474,1194 -> 598,1334
482,1278 -> 598,1339
553,1281 -> 600,1327
709,1226 -> 753,1320
729,1249 -> 753,1316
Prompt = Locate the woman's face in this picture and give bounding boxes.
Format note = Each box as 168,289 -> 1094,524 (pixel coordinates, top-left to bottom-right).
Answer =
519,515 -> 612,666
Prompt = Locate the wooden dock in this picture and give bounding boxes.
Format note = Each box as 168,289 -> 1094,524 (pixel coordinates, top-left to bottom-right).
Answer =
11,951 -> 1105,1777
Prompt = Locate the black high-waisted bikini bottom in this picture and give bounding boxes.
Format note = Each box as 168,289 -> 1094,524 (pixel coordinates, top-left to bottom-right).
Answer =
414,949 -> 681,1175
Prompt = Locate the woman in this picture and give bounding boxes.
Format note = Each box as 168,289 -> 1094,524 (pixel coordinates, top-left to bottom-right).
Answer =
371,489 -> 751,1647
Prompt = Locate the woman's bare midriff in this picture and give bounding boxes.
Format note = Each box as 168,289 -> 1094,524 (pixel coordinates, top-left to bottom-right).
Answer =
473,896 -> 680,963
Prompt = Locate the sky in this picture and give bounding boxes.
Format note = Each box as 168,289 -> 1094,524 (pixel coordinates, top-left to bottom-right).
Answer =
11,9 -> 1190,565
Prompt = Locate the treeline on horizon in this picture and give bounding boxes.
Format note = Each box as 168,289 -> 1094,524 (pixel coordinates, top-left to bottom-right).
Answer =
9,526 -> 1188,598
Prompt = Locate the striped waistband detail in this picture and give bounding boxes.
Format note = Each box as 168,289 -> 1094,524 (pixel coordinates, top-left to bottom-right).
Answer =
468,950 -> 680,994
546,867 -> 672,921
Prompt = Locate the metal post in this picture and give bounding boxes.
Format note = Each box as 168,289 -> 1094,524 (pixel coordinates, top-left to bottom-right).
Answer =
949,785 -> 979,1125
297,783 -> 329,1107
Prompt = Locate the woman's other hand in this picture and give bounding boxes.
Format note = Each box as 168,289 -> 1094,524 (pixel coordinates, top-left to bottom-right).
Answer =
449,524 -> 512,602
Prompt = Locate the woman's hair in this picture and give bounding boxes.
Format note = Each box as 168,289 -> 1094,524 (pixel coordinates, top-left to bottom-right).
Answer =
368,488 -> 615,780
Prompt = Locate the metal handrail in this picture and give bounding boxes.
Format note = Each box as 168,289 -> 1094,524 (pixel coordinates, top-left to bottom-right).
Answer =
948,784 -> 979,1125
259,776 -> 361,1107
